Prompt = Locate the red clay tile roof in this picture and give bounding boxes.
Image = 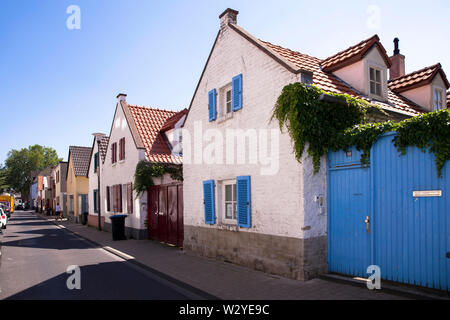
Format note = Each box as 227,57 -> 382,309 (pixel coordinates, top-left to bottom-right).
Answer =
69,146 -> 92,176
127,105 -> 182,164
161,108 -> 188,132
321,35 -> 391,72
261,40 -> 361,96
260,40 -> 424,115
388,63 -> 450,93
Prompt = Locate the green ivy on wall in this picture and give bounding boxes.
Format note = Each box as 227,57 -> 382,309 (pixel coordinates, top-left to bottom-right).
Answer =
273,82 -> 450,177
134,160 -> 183,196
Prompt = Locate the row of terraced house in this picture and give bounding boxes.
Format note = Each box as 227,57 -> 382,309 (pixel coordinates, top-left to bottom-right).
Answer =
31,9 -> 449,287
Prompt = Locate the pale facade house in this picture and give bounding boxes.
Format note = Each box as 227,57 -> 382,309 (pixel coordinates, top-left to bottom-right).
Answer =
51,162 -> 68,214
101,94 -> 185,240
87,134 -> 109,229
66,146 -> 91,222
36,167 -> 52,213
181,9 -> 449,280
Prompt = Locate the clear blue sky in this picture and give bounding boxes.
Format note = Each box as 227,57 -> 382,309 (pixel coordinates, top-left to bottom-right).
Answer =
1,0 -> 449,164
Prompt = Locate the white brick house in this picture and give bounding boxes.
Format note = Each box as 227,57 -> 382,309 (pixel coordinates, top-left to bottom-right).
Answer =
101,94 -> 184,239
181,9 -> 445,280
87,133 -> 109,230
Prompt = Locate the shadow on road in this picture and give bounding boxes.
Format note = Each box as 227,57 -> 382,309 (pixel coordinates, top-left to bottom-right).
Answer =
5,260 -> 190,300
2,229 -> 95,251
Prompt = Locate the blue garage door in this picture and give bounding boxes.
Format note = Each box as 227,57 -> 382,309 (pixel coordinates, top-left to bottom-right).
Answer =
328,133 -> 449,291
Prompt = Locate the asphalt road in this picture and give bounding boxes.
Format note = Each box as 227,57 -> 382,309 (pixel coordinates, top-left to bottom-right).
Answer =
0,211 -> 201,300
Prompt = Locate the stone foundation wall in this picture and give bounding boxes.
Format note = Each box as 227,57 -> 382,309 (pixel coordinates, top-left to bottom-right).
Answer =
184,225 -> 327,280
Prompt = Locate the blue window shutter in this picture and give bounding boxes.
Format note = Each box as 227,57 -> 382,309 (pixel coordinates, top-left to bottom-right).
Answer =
236,176 -> 251,228
232,74 -> 243,111
208,89 -> 217,121
203,180 -> 215,224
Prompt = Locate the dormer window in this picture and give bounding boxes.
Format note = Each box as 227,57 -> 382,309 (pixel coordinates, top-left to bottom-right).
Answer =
369,67 -> 382,97
301,73 -> 313,85
434,89 -> 444,110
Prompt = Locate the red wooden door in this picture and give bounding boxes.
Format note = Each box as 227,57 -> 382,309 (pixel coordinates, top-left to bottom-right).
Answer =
167,186 -> 178,246
158,186 -> 168,243
148,185 -> 159,240
147,183 -> 184,247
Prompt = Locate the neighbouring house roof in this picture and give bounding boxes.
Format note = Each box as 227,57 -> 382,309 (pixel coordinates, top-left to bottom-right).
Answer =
38,167 -> 53,177
126,104 -> 183,164
388,63 -> 450,93
161,108 -> 188,132
68,146 -> 92,177
98,136 -> 110,162
320,34 -> 392,72
86,135 -> 109,176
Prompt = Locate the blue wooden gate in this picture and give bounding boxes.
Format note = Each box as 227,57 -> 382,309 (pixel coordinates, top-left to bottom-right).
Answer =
327,132 -> 449,291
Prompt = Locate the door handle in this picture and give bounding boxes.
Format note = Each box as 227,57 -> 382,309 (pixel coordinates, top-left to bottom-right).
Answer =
365,216 -> 371,233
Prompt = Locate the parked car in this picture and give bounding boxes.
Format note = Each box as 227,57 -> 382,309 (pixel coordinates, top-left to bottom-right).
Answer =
0,208 -> 7,229
0,203 -> 10,218
15,204 -> 24,211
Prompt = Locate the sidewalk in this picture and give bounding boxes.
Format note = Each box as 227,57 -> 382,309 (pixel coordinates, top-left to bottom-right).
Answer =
38,213 -> 408,300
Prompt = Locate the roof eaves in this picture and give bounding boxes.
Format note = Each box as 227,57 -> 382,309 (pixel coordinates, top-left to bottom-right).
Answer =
121,100 -> 146,150
388,63 -> 450,92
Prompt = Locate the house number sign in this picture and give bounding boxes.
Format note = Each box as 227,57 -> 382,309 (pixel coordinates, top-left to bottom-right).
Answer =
412,190 -> 442,198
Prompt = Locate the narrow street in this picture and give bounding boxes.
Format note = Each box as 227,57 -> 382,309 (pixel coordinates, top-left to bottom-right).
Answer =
0,211 -> 204,300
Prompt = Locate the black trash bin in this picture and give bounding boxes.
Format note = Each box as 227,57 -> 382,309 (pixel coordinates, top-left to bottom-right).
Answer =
110,214 -> 127,241
81,212 -> 88,225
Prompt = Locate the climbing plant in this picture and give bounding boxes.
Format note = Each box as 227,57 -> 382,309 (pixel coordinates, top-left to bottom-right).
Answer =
134,161 -> 183,196
273,82 -> 450,177
272,82 -> 372,172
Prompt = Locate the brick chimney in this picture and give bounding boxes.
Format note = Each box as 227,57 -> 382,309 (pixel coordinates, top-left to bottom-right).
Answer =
116,93 -> 127,102
219,8 -> 239,31
389,38 -> 405,80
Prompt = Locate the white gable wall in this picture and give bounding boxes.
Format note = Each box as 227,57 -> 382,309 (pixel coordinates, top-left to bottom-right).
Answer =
88,140 -> 99,217
184,27 -> 306,238
182,22 -> 327,280
101,102 -> 148,239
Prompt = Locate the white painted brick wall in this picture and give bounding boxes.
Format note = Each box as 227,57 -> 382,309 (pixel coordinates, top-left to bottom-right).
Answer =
183,24 -> 327,239
88,138 -> 99,216
101,102 -> 147,231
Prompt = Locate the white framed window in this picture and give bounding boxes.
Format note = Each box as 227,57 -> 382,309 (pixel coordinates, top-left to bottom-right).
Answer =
369,67 -> 382,97
218,83 -> 233,120
226,89 -> 232,114
434,88 -> 444,110
223,179 -> 237,222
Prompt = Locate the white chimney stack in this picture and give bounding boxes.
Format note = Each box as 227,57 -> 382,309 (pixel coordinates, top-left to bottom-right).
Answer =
116,93 -> 127,102
219,8 -> 239,31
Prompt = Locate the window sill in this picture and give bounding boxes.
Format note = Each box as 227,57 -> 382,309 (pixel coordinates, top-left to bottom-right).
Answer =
217,113 -> 233,124
217,223 -> 239,232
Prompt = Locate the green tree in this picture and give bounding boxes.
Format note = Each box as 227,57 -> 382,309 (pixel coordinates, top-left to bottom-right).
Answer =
4,145 -> 62,198
0,164 -> 10,193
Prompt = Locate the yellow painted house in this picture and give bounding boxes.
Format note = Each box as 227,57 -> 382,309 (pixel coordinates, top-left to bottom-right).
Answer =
66,146 -> 92,222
